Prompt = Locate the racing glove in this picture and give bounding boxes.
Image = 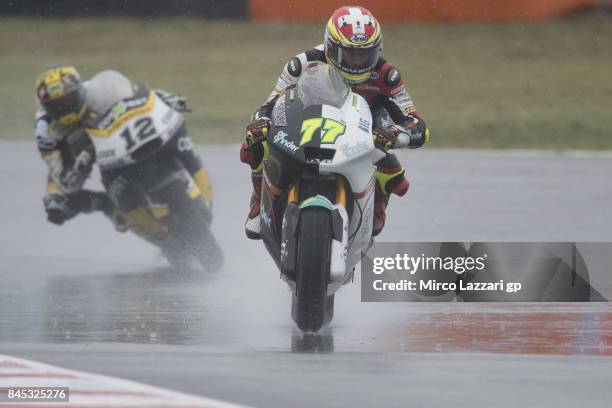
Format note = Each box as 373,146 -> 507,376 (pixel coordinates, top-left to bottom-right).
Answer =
155,89 -> 190,112
43,192 -> 78,225
373,116 -> 429,151
373,126 -> 401,151
245,117 -> 270,146
241,118 -> 270,170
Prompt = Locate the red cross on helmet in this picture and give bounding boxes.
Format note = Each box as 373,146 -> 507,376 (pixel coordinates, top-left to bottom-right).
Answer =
324,6 -> 383,84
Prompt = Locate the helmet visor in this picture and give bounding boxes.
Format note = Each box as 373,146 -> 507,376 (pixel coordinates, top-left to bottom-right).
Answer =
42,89 -> 84,119
327,40 -> 380,74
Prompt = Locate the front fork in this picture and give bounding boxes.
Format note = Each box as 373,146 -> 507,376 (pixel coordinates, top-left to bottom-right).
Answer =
280,175 -> 351,295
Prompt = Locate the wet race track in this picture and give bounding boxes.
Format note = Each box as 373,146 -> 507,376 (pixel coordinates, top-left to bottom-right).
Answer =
1,141 -> 612,407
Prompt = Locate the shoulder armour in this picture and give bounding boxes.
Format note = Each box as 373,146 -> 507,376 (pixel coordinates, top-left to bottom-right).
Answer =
287,57 -> 302,77
385,67 -> 401,87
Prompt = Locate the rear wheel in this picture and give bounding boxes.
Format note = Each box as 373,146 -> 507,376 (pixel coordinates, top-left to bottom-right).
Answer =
292,208 -> 332,332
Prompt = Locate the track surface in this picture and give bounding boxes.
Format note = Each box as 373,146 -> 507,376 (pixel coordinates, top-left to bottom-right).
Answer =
1,142 -> 611,407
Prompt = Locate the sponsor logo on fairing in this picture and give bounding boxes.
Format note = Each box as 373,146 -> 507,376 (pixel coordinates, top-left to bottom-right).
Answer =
98,97 -> 148,129
177,137 -> 194,152
358,117 -> 370,132
280,240 -> 288,260
97,149 -> 115,159
306,157 -> 333,164
161,109 -> 175,124
361,207 -> 373,237
273,130 -> 299,152
261,210 -> 272,228
340,141 -> 370,159
99,157 -> 132,171
272,95 -> 287,126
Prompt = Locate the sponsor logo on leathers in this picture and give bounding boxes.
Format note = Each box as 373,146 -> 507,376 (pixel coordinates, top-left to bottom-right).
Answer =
36,134 -> 57,150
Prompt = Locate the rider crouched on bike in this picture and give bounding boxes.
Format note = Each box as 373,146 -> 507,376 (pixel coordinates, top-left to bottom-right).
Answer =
241,5 -> 429,239
34,66 -> 210,228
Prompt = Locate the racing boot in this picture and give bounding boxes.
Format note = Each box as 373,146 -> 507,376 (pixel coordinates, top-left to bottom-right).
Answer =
373,169 -> 409,237
373,184 -> 389,237
245,173 -> 263,240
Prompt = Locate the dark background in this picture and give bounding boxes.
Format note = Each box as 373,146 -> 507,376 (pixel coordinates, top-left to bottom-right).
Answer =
0,0 -> 248,18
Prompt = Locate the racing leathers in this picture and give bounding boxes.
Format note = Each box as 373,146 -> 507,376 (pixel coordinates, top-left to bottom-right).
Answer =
35,70 -> 204,227
240,44 -> 429,238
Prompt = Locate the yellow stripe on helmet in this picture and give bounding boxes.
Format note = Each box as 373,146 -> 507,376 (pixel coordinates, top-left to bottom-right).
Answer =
338,70 -> 371,83
326,17 -> 349,45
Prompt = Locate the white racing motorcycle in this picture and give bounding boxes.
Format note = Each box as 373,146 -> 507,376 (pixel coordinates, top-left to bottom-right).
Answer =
82,70 -> 222,271
259,64 -> 386,331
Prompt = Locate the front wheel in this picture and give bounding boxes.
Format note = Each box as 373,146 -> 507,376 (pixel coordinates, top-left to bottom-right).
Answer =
161,176 -> 223,273
193,227 -> 224,272
292,207 -> 333,332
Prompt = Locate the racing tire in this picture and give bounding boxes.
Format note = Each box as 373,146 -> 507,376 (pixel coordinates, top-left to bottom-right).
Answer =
194,227 -> 224,272
293,207 -> 332,332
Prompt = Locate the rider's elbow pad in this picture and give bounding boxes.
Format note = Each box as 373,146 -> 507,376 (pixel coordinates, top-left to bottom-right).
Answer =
407,131 -> 427,148
407,120 -> 428,148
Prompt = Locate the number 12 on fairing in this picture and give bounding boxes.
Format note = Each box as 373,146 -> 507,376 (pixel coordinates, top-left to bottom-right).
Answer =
299,118 -> 346,146
119,116 -> 157,150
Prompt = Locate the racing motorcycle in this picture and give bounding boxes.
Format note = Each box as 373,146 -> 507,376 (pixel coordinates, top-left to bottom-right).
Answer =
83,79 -> 222,272
259,64 -> 384,332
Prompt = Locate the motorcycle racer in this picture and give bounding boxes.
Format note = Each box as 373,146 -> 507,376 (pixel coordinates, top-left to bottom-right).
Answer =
34,66 -> 210,227
241,5 -> 429,239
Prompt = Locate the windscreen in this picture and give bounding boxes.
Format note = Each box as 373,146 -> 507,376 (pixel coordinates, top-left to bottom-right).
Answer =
297,62 -> 350,109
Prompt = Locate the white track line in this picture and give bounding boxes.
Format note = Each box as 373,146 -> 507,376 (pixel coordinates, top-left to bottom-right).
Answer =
0,354 -> 250,407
